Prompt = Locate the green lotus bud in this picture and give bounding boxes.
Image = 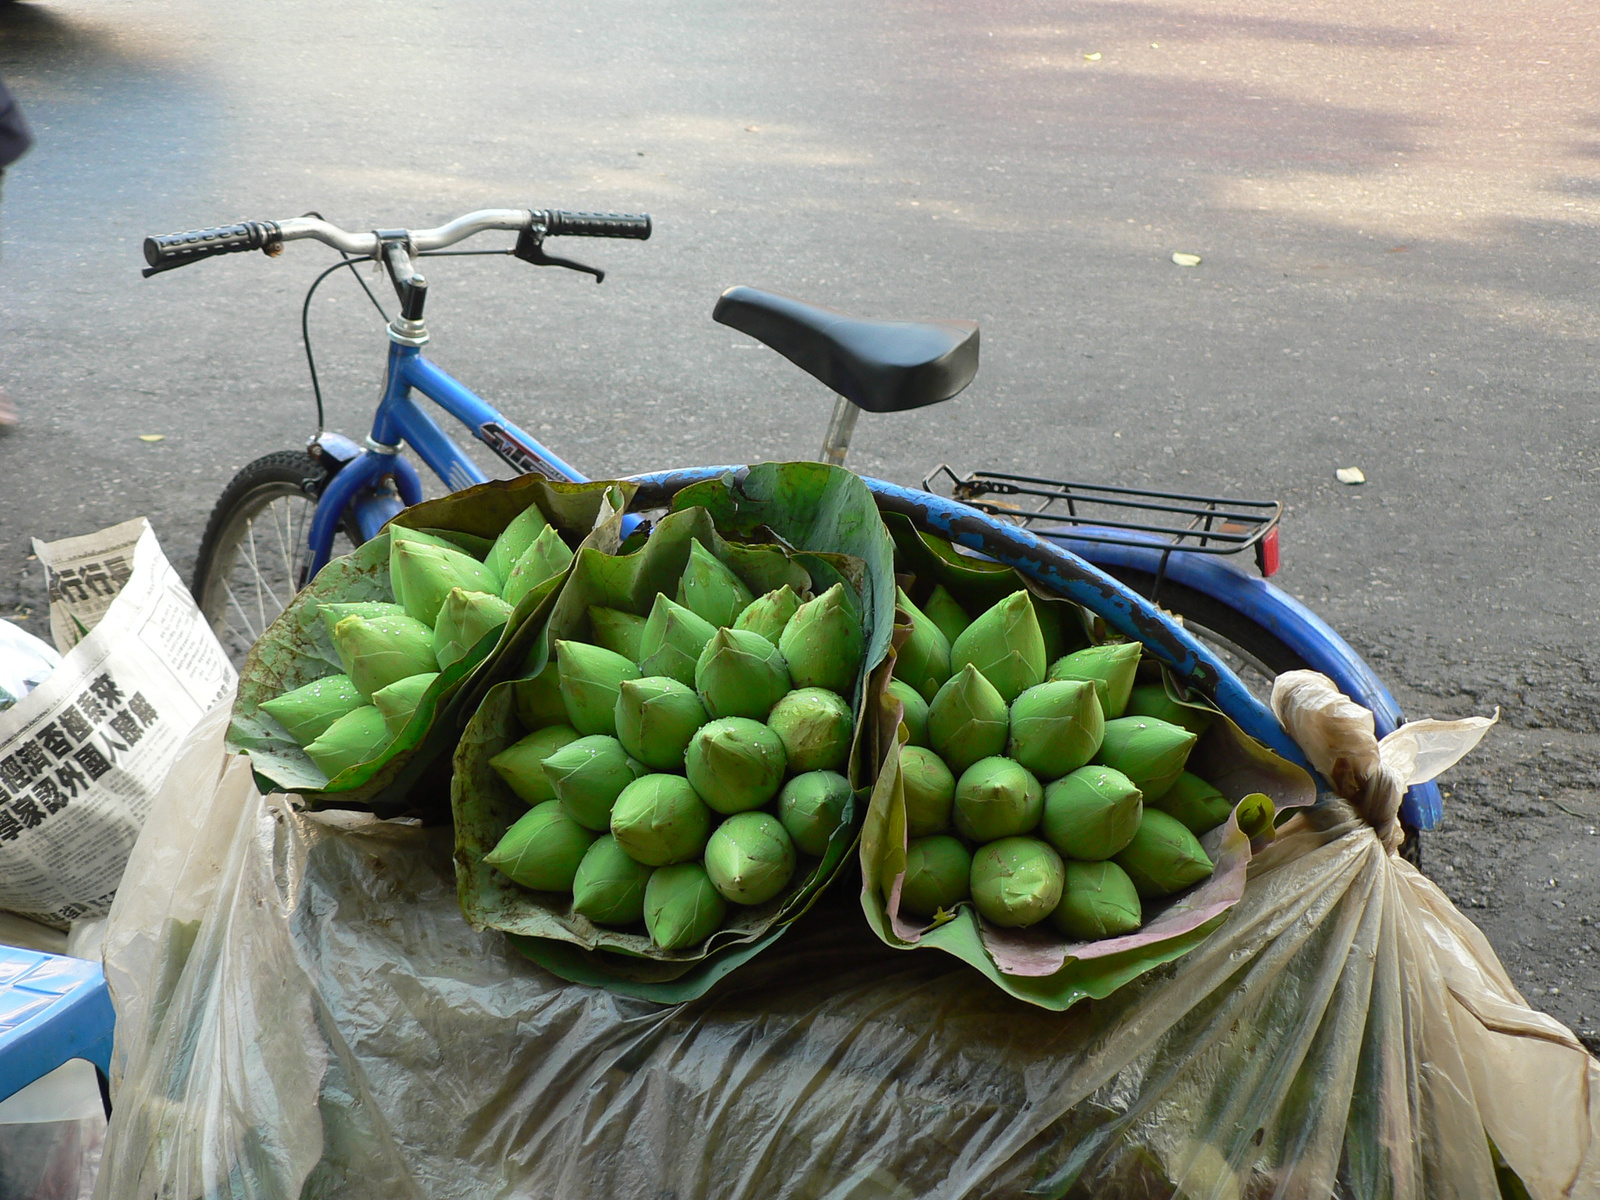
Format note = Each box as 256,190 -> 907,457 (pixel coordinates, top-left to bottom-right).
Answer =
705,811 -> 796,905
969,836 -> 1065,928
766,687 -> 853,773
684,717 -> 787,814
643,862 -> 727,950
1113,808 -> 1214,898
694,627 -> 791,720
543,734 -> 646,831
1050,860 -> 1142,939
303,705 -> 391,778
1048,642 -> 1142,719
486,503 -> 550,583
318,601 -> 407,640
922,585 -> 970,646
1150,771 -> 1233,836
893,588 -> 952,702
927,664 -> 1009,775
390,540 -> 500,626
1040,765 -> 1144,861
610,774 -> 713,866
614,676 -> 708,770
636,594 -> 718,687
886,679 -> 929,747
900,745 -> 956,837
953,756 -> 1045,842
260,674 -> 365,745
501,525 -> 573,608
676,540 -> 755,628
587,605 -> 648,662
331,612 -> 439,699
900,834 -> 972,919
571,835 -> 653,926
489,724 -> 581,804
1031,595 -> 1074,666
1006,679 -> 1104,780
513,661 -> 567,730
1124,684 -> 1215,738
732,584 -> 802,645
776,770 -> 853,856
1096,717 -> 1198,801
483,799 -> 597,892
949,591 -> 1047,703
390,525 -> 478,556
555,640 -> 641,737
433,588 -> 514,670
779,583 -> 865,695
370,671 -> 439,738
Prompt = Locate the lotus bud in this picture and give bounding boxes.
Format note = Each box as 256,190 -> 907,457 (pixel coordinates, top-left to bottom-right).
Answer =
1040,765 -> 1144,861
705,811 -> 797,905
433,588 -> 513,671
303,705 -> 391,778
779,583 -> 865,695
949,591 -> 1048,703
483,799 -> 597,892
893,588 -> 952,702
1096,717 -> 1198,802
900,745 -> 956,838
318,601 -> 408,640
331,612 -> 439,699
1151,771 -> 1233,836
1050,860 -> 1142,939
922,585 -> 970,646
684,717 -> 787,814
513,661 -> 567,731
571,835 -> 654,926
501,525 -> 573,608
766,687 -> 853,773
643,862 -> 726,950
260,674 -> 365,746
1031,595 -> 1075,666
886,679 -> 930,747
694,627 -> 791,720
555,640 -> 641,737
900,835 -> 972,919
371,671 -> 439,738
609,774 -> 713,866
1048,642 -> 1142,720
777,770 -> 853,856
732,584 -> 803,645
636,594 -> 718,687
969,836 -> 1065,928
588,605 -> 648,662
390,540 -> 500,626
489,724 -> 581,804
614,676 -> 708,770
676,540 -> 755,628
390,525 -> 479,556
953,756 -> 1045,842
1125,683 -> 1216,738
1005,679 -> 1105,781
927,664 -> 1009,775
1113,808 -> 1214,898
486,503 -> 550,583
543,734 -> 646,831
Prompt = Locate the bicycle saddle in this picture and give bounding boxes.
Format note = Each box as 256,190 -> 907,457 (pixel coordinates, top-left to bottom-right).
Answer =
713,286 -> 979,414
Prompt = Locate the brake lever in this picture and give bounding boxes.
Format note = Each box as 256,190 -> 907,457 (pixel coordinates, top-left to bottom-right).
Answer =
513,227 -> 605,283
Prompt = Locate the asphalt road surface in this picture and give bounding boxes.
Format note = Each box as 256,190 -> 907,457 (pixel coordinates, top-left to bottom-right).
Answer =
2,0 -> 1597,1042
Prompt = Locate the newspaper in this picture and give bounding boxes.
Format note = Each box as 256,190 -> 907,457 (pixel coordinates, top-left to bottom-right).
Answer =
0,519 -> 236,927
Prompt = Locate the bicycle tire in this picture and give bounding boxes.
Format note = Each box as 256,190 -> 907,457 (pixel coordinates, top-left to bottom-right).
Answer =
192,450 -> 360,668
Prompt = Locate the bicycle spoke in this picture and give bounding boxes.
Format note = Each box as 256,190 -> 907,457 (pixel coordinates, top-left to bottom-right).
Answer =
222,580 -> 261,644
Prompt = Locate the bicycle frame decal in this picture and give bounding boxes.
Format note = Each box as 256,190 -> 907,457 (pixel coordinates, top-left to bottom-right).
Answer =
477,421 -> 573,480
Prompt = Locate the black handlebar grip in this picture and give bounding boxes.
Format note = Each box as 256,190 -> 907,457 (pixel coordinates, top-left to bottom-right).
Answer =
141,220 -> 281,275
542,210 -> 652,240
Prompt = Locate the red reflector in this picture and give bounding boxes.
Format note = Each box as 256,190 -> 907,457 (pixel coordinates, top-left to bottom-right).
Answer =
1256,526 -> 1281,577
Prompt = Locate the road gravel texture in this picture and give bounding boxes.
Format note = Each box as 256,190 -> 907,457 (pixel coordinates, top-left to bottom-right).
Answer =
1,0 -> 1597,1045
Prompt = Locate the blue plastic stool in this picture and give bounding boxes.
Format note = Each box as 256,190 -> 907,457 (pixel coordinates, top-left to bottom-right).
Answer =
0,946 -> 115,1116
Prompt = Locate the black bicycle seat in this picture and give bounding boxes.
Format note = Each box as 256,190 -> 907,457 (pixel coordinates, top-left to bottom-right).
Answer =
713,286 -> 979,414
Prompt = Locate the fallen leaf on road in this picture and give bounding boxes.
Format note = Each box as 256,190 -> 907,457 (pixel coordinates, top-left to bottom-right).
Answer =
1336,467 -> 1365,485
139,434 -> 165,442
1172,252 -> 1201,267
1084,52 -> 1102,61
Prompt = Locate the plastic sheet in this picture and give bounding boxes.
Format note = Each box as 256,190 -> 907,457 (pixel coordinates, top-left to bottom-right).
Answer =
96,694 -> 1597,1199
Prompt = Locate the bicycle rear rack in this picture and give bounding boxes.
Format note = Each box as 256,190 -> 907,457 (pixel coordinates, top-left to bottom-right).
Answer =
921,465 -> 1283,579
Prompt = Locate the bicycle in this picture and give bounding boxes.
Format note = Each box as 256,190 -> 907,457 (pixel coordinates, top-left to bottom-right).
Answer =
141,205 -> 1436,856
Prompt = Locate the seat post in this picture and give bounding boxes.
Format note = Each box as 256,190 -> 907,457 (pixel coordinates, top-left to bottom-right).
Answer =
819,395 -> 860,466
